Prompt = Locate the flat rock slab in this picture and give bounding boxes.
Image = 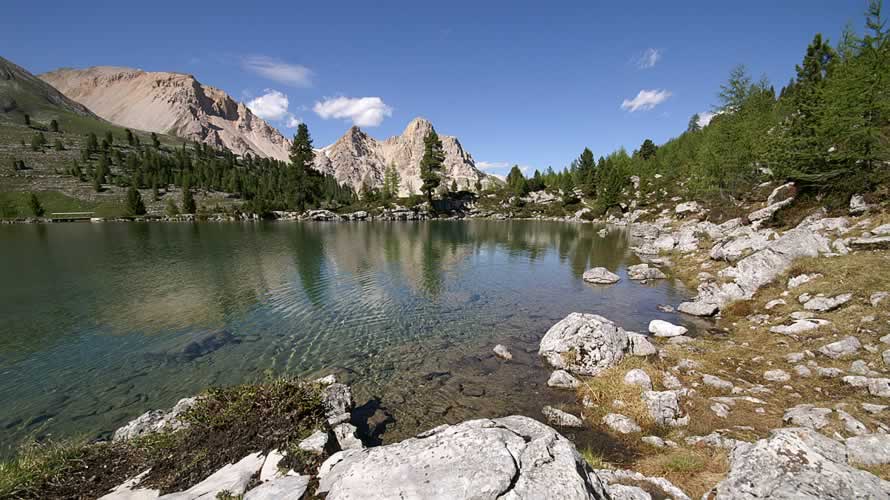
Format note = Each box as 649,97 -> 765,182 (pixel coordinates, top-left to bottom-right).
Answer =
847,435 -> 890,465
317,415 -> 610,499
244,475 -> 310,500
710,427 -> 890,499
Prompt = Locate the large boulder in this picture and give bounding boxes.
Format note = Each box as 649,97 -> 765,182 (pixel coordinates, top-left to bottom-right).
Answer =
539,313 -> 630,376
709,427 -> 890,499
316,416 -> 610,499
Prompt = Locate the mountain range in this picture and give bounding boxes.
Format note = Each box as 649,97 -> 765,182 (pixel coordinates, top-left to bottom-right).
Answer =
25,62 -> 491,194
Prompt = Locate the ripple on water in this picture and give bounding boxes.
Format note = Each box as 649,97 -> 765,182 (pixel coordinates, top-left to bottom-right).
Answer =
0,220 -> 693,455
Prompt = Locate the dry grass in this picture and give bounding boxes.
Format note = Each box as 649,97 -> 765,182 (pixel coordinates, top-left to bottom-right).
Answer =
577,357 -> 666,434
634,446 -> 729,499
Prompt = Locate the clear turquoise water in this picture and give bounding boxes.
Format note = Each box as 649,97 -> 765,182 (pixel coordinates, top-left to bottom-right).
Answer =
0,220 -> 692,454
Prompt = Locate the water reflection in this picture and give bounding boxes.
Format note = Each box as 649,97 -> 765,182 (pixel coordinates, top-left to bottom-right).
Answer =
0,220 -> 683,455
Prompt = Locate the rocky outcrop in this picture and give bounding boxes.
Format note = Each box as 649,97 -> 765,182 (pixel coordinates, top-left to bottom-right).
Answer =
40,66 -> 292,161
539,313 -> 641,376
316,416 -> 610,499
112,397 -> 197,442
709,427 -> 890,499
313,117 -> 492,195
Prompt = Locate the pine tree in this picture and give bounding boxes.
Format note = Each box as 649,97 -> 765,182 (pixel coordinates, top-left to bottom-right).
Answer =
105,131 -> 114,146
687,114 -> 702,132
23,114 -> 30,127
639,139 -> 657,160
576,148 -> 596,195
28,192 -> 45,217
288,123 -> 316,210
30,132 -> 46,152
126,129 -> 135,146
475,177 -> 483,193
125,187 -> 146,216
151,133 -> 160,149
86,133 -> 99,153
182,182 -> 196,214
450,179 -> 458,193
419,130 -> 444,205
54,139 -> 64,151
50,120 -> 59,133
382,162 -> 401,200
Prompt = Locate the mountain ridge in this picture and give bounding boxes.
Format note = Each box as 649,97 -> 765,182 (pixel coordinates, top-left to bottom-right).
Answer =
40,66 -> 292,162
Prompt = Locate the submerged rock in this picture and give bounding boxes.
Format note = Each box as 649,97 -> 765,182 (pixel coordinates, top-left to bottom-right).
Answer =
710,427 -> 890,499
493,344 -> 513,360
316,416 -> 610,499
539,313 -> 629,376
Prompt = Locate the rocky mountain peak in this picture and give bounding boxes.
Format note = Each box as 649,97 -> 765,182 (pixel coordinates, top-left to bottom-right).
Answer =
402,116 -> 434,137
314,118 -> 493,196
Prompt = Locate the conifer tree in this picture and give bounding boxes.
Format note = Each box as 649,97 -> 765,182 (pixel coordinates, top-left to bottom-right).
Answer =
182,181 -> 196,214
639,139 -> 657,160
28,193 -> 44,217
50,120 -> 59,133
125,187 -> 146,216
420,130 -> 444,205
687,114 -> 702,132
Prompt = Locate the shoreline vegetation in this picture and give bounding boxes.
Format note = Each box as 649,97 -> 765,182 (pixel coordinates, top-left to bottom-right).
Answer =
2,2 -> 890,499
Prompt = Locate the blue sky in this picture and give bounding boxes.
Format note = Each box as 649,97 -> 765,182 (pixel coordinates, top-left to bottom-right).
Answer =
1,1 -> 868,176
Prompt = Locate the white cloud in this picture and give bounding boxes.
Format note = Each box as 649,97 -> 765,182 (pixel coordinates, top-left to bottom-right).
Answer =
636,48 -> 662,69
476,161 -> 509,173
285,115 -> 302,128
246,89 -> 290,121
621,89 -> 672,112
313,96 -> 393,127
477,161 -> 534,176
243,56 -> 313,87
697,111 -> 716,127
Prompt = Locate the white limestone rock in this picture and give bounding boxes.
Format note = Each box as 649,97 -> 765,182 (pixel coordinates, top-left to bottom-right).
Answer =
539,313 -> 629,376
783,404 -> 832,429
641,391 -> 688,427
803,293 -> 853,312
602,413 -> 641,434
316,415 -> 611,499
709,427 -> 890,499
548,369 -> 581,389
623,369 -> 653,391
819,336 -> 862,359
627,263 -> 667,281
493,344 -> 513,360
647,319 -> 688,338
542,406 -> 584,428
846,434 -> 890,465
582,267 -> 621,284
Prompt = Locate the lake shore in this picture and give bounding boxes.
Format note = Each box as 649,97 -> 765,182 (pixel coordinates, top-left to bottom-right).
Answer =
3,183 -> 890,499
